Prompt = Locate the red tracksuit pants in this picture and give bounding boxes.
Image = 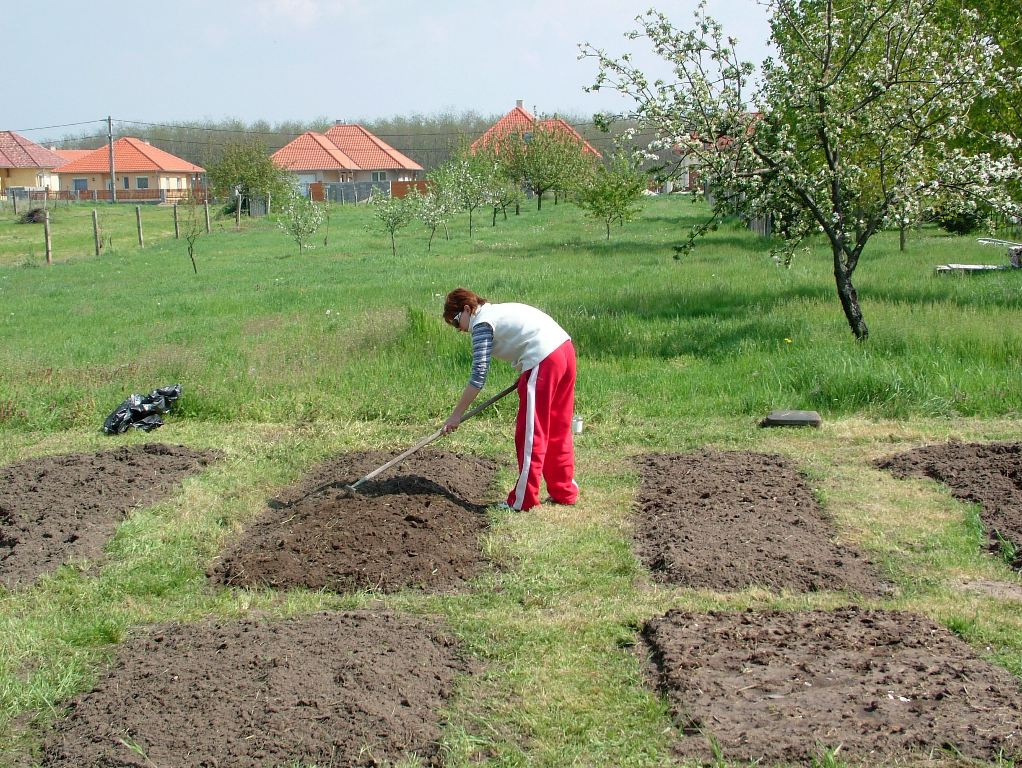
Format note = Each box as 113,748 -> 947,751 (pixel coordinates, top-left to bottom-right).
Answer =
507,340 -> 578,511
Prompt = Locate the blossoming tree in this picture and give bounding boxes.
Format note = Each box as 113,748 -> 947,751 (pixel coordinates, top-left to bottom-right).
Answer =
277,189 -> 324,255
582,0 -> 1020,340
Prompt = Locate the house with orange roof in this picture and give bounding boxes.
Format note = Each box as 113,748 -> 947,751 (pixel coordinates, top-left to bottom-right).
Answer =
52,137 -> 204,201
272,124 -> 423,187
0,131 -> 66,194
52,149 -> 93,167
471,101 -> 602,158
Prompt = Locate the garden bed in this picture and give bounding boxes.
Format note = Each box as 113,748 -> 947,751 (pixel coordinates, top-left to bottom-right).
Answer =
633,451 -> 883,594
40,610 -> 471,767
877,441 -> 1022,568
643,607 -> 1022,765
0,444 -> 219,589
210,449 -> 498,593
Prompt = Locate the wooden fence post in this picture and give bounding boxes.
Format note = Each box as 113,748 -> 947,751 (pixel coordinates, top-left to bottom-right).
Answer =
92,210 -> 101,256
173,203 -> 179,238
204,200 -> 210,233
44,210 -> 52,265
136,205 -> 144,248
12,194 -> 18,216
235,193 -> 241,230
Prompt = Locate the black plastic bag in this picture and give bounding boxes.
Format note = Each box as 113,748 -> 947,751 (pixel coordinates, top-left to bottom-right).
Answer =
102,384 -> 182,434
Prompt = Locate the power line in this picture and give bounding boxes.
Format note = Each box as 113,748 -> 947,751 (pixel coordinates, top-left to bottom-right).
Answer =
13,119 -> 105,133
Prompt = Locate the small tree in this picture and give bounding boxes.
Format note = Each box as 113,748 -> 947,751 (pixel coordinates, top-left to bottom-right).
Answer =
369,190 -> 414,256
501,123 -> 596,210
408,185 -> 455,251
206,139 -> 295,213
574,152 -> 649,239
277,189 -> 325,254
441,146 -> 492,237
183,196 -> 203,273
473,143 -> 524,225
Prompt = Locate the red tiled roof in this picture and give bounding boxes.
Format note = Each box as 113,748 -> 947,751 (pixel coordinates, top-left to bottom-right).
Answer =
0,131 -> 66,169
324,125 -> 423,171
472,105 -> 602,157
537,117 -> 602,157
271,131 -> 358,171
54,137 -> 204,174
53,149 -> 94,167
272,125 -> 422,173
471,105 -> 536,151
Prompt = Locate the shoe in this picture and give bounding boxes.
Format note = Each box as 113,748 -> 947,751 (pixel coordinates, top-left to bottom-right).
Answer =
494,501 -> 512,511
544,496 -> 577,506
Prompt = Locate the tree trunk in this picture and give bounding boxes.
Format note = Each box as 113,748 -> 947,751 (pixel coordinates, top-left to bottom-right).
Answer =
390,231 -> 396,257
606,220 -> 611,239
834,248 -> 868,340
899,225 -> 906,252
492,207 -> 498,226
537,191 -> 543,211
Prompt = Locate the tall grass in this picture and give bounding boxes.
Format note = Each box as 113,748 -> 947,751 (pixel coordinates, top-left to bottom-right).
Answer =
0,196 -> 1019,435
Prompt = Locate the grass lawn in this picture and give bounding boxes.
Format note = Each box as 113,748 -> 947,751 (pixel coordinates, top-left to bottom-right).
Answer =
1,195 -> 1020,766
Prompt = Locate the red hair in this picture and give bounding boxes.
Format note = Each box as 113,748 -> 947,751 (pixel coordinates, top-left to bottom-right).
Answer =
443,288 -> 487,326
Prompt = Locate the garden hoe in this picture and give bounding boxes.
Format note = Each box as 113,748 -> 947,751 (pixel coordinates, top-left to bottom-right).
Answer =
343,381 -> 518,497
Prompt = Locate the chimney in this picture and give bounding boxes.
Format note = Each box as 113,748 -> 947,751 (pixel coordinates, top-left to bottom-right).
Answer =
516,100 -> 523,109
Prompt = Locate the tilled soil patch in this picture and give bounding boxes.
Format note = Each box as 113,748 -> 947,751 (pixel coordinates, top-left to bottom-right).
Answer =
877,441 -> 1022,568
40,610 -> 471,768
633,451 -> 882,594
643,607 -> 1022,765
211,449 -> 498,593
0,443 -> 219,590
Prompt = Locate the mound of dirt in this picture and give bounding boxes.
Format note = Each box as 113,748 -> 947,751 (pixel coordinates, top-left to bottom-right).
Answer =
210,449 -> 498,593
633,451 -> 883,594
643,607 -> 1022,765
0,444 -> 219,589
40,610 -> 472,767
877,441 -> 1022,567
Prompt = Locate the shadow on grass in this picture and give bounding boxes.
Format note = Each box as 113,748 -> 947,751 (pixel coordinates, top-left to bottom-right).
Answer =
561,283 -> 838,360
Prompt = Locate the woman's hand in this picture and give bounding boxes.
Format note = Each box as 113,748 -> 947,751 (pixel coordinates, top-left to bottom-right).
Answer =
442,416 -> 461,434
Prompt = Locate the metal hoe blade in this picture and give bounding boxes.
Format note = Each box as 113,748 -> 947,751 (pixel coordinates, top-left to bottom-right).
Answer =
345,380 -> 518,495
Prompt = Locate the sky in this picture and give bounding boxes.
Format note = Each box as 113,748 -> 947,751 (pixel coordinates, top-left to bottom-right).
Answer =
5,0 -> 772,144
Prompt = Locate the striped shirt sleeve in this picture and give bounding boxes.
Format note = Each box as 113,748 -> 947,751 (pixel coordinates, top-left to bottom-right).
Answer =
469,322 -> 494,389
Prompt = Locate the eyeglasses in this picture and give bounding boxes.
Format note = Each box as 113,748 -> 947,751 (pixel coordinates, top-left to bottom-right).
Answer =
451,311 -> 463,327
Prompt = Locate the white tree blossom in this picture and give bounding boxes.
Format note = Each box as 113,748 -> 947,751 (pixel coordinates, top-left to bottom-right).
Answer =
277,188 -> 325,255
581,0 -> 1020,339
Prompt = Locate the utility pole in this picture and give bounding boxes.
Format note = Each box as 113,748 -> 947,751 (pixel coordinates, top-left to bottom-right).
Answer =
107,116 -> 116,203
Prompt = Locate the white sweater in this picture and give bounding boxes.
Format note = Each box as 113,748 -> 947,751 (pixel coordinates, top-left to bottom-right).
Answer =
471,302 -> 570,373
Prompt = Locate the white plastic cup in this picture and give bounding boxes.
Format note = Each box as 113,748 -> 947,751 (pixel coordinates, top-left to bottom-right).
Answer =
571,415 -> 583,435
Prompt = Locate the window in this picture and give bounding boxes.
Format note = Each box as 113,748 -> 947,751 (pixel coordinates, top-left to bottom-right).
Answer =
136,177 -> 149,190
371,171 -> 387,182
123,176 -> 129,190
72,178 -> 88,192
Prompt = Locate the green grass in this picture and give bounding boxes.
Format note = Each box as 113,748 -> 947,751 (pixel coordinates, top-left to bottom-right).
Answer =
0,199 -> 219,268
1,196 -> 1021,767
